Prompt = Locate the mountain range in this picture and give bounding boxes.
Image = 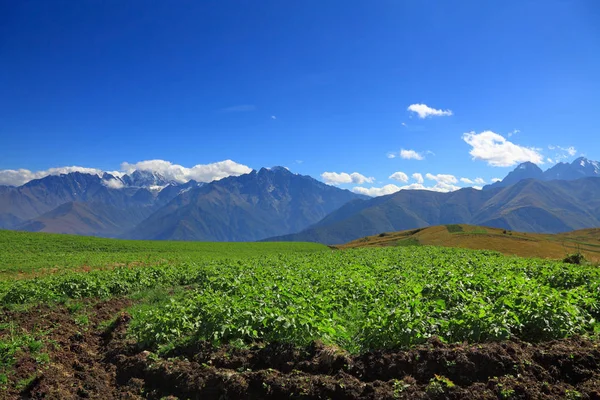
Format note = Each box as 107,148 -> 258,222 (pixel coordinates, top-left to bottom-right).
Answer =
484,157 -> 600,190
0,167 -> 363,240
1,158 -> 599,242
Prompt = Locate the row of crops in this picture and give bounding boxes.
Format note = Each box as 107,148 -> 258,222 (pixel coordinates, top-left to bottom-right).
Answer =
3,246 -> 599,352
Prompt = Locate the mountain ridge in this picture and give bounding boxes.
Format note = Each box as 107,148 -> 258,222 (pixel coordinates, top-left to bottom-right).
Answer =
485,157 -> 600,190
266,177 -> 600,244
125,166 -> 366,241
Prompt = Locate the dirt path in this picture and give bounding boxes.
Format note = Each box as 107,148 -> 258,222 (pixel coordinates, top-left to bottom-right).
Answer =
2,299 -> 600,399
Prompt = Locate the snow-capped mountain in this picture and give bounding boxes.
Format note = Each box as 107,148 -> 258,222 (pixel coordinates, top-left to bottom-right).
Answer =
101,170 -> 180,190
485,157 -> 600,190
544,157 -> 600,181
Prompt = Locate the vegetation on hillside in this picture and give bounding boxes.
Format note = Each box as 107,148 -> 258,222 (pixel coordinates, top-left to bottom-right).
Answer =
0,229 -> 326,278
339,224 -> 600,263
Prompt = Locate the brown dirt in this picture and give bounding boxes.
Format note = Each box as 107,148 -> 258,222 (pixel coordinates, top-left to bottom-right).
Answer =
2,299 -> 600,399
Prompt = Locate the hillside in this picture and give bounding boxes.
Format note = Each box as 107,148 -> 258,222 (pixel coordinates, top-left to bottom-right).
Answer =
267,177 -> 600,244
338,224 -> 600,262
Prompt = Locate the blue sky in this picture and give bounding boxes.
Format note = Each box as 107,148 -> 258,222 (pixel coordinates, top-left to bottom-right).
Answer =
1,1 -> 599,194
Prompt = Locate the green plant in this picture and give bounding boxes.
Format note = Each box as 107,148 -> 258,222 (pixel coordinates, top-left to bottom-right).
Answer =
74,314 -> 89,327
446,224 -> 464,233
565,389 -> 582,399
426,380 -> 444,395
392,379 -> 410,397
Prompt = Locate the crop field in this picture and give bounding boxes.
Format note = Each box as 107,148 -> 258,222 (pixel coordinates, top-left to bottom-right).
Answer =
1,231 -> 600,399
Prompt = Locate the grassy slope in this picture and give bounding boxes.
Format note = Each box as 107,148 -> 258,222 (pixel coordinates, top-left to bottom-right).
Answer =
338,224 -> 600,262
0,229 -> 328,278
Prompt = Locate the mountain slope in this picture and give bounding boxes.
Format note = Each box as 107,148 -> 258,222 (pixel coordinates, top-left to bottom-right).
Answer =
0,172 -> 201,236
486,157 -> 600,190
267,178 -> 600,244
126,167 -> 365,241
337,224 -> 600,262
17,201 -> 155,237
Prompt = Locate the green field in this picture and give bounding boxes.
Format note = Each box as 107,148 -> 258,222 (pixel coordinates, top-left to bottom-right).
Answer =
0,230 -> 326,277
1,230 -> 599,398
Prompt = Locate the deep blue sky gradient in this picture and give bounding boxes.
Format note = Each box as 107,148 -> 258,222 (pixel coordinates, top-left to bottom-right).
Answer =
1,1 -> 599,189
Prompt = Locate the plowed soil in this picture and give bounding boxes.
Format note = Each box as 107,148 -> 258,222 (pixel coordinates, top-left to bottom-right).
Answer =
2,299 -> 600,399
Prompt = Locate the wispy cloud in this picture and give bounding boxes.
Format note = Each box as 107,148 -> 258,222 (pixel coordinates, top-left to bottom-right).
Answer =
412,173 -> 424,184
462,131 -> 544,167
548,145 -> 577,160
407,103 -> 453,119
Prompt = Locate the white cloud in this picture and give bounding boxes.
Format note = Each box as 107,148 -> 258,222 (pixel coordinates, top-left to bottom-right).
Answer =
472,186 -> 483,190
353,179 -> 462,197
271,115 -> 277,119
412,173 -> 424,184
491,178 -> 502,183
353,172 -> 463,196
460,177 -> 485,186
386,152 -> 397,159
103,178 -> 125,189
425,173 -> 458,184
352,184 -> 401,197
407,103 -> 453,119
389,171 -> 409,183
401,122 -> 407,127
548,145 -> 577,163
321,171 -> 375,185
0,159 -> 255,187
400,149 -> 424,160
120,160 -> 252,183
507,129 -> 520,137
462,131 -> 544,167
0,166 -> 104,187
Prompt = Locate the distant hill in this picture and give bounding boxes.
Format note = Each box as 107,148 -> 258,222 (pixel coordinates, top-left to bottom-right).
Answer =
126,167 -> 365,241
336,224 -> 600,263
266,177 -> 600,244
16,201 -> 153,237
485,157 -> 600,190
0,172 -> 202,235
